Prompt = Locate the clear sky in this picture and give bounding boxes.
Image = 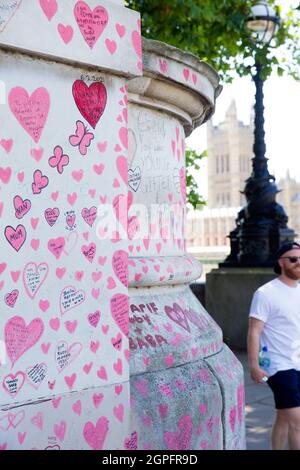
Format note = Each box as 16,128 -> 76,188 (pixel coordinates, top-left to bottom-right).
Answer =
186,0 -> 300,200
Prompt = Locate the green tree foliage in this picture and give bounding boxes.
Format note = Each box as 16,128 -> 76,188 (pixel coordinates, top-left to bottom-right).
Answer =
186,148 -> 207,209
126,0 -> 300,82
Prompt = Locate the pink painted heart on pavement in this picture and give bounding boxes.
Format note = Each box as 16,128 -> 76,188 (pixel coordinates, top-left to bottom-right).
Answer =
5,316 -> 44,366
164,415 -> 193,450
13,196 -> 31,219
112,250 -> 128,287
81,207 -> 97,227
4,289 -> 19,308
110,294 -> 128,337
9,87 -> 50,143
5,225 -> 26,252
74,1 -> 109,49
23,262 -> 49,299
83,417 -> 109,450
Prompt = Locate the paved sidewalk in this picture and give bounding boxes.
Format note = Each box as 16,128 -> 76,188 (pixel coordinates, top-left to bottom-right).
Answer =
234,351 -> 275,450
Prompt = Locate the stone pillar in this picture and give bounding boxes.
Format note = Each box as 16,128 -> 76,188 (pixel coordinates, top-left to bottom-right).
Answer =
127,39 -> 246,450
0,0 -> 141,450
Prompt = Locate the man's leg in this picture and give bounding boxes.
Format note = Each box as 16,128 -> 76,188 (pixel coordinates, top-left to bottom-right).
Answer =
281,407 -> 300,450
271,410 -> 288,450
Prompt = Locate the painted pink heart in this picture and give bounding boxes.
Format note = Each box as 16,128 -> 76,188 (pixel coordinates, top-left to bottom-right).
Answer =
88,311 -> 100,328
57,24 -> 74,44
83,417 -> 109,450
9,87 -> 50,143
132,30 -> 142,58
112,250 -> 128,287
5,225 -> 26,252
31,412 -> 43,431
0,138 -> 13,153
49,317 -> 60,331
71,169 -> 83,182
66,214 -> 76,228
81,242 -> 96,263
119,127 -> 128,149
13,196 -> 31,219
113,404 -> 124,423
81,207 -> 97,227
116,155 -> 127,185
23,262 -> 48,299
93,393 -> 103,408
164,303 -> 190,332
113,194 -> 127,233
3,372 -> 25,397
124,431 -> 138,450
116,23 -> 126,37
5,316 -> 44,366
0,167 -> 12,184
72,80 -> 107,129
53,420 -> 67,442
30,147 -> 44,162
74,1 -> 108,49
32,170 -> 49,194
39,0 -> 58,21
48,237 -> 65,259
164,415 -> 193,450
105,38 -> 117,55
110,294 -> 128,337
4,289 -> 19,308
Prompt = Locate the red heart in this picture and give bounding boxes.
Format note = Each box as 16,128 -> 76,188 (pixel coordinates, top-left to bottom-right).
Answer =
72,80 -> 107,129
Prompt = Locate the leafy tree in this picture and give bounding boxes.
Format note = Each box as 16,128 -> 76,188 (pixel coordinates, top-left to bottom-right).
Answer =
126,1 -> 300,205
126,0 -> 300,82
186,148 -> 207,209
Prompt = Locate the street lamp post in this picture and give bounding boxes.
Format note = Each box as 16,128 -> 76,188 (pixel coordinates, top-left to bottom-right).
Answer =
222,0 -> 295,268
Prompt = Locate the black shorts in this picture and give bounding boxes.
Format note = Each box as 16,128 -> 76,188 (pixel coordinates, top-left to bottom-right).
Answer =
267,369 -> 300,409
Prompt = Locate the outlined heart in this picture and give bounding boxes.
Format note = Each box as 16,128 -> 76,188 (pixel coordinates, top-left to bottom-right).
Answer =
5,225 -> 26,252
112,250 -> 128,287
55,340 -> 82,372
23,262 -> 49,299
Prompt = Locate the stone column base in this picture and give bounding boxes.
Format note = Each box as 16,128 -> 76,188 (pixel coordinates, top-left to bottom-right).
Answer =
206,268 -> 276,350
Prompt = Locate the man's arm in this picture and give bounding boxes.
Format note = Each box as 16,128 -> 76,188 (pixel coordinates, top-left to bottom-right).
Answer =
247,317 -> 269,383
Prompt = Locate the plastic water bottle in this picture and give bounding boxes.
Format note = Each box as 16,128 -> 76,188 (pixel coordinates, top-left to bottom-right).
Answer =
259,346 -> 271,373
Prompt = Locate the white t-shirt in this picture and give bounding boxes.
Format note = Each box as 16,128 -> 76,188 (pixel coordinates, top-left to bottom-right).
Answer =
249,278 -> 300,377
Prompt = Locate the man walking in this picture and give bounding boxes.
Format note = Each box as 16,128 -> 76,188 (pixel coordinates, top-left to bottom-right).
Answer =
248,241 -> 300,450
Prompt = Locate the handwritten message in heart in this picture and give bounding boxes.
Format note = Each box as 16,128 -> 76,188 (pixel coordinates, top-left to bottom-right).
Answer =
5,316 -> 45,366
112,250 -> 128,287
74,1 -> 109,49
8,87 -> 50,143
55,341 -> 82,372
26,363 -> 47,389
3,372 -> 25,397
23,262 -> 49,299
110,294 -> 128,337
60,286 -> 85,315
72,80 -> 107,129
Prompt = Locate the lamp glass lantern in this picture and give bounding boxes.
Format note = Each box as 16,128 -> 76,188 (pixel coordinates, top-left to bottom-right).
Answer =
246,1 -> 279,44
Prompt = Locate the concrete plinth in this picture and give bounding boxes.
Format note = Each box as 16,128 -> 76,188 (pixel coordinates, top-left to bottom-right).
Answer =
206,268 -> 276,350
